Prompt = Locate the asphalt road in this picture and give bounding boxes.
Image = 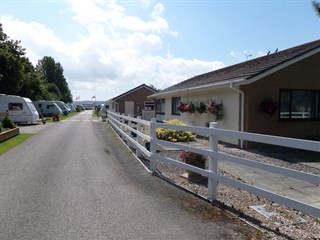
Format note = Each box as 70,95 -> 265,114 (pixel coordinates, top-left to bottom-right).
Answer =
0,111 -> 262,240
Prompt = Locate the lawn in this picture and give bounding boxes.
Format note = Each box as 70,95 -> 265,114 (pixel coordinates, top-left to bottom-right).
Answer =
43,111 -> 81,123
0,133 -> 33,155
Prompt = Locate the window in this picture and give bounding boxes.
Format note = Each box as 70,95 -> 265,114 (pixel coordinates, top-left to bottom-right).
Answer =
47,104 -> 55,110
8,103 -> 23,111
171,97 -> 181,115
279,90 -> 319,120
156,99 -> 165,115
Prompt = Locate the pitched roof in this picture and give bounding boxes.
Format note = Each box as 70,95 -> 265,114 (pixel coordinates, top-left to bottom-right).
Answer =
111,84 -> 158,101
152,39 -> 320,97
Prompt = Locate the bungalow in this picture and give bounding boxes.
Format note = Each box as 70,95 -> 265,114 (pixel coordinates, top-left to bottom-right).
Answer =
108,84 -> 158,118
149,39 -> 320,146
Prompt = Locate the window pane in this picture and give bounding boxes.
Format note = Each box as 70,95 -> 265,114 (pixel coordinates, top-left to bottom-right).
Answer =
156,99 -> 165,114
8,103 -> 23,111
280,91 -> 290,119
172,97 -> 181,115
291,91 -> 314,119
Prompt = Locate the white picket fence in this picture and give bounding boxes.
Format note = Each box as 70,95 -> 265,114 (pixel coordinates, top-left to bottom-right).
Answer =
107,111 -> 320,218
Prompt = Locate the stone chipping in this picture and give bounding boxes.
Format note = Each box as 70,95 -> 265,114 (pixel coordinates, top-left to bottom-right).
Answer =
146,141 -> 320,240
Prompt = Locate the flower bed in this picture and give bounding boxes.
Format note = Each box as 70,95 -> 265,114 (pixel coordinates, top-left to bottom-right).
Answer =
0,127 -> 20,143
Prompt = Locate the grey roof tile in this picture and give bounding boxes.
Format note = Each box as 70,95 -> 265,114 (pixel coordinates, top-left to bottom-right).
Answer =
157,39 -> 320,95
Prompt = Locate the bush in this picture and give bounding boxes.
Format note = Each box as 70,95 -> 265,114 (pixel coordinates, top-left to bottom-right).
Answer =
179,151 -> 207,167
1,115 -> 16,129
156,119 -> 196,142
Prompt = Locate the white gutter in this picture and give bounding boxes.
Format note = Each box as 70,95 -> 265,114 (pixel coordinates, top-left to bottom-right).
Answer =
230,82 -> 244,149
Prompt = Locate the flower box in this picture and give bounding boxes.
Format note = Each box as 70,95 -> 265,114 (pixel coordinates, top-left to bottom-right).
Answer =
0,127 -> 20,143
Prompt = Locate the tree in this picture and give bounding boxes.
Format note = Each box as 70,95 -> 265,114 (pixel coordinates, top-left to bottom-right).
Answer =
0,24 -> 25,94
0,24 -> 50,100
0,24 -> 72,102
148,83 -> 161,92
36,56 -> 72,102
312,1 -> 320,16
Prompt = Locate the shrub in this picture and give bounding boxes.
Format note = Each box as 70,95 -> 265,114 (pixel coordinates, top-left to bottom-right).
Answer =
156,119 -> 196,142
179,151 -> 207,166
1,115 -> 16,129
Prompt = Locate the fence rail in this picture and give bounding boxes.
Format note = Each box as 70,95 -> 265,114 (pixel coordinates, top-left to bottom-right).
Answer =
107,111 -> 320,218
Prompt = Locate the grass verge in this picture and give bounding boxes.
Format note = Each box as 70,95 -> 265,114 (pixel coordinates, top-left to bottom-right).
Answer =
44,111 -> 81,123
92,110 -> 100,118
0,133 -> 33,155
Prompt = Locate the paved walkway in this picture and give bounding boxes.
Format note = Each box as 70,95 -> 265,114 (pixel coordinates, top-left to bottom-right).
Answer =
185,141 -> 320,209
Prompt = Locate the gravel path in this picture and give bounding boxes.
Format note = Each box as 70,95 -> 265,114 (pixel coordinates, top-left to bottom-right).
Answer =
149,141 -> 320,240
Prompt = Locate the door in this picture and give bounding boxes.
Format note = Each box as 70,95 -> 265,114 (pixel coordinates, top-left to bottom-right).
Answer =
124,101 -> 134,116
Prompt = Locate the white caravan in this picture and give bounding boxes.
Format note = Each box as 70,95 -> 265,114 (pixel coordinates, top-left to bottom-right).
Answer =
33,101 -> 63,117
0,95 -> 39,123
52,101 -> 70,115
67,103 -> 76,112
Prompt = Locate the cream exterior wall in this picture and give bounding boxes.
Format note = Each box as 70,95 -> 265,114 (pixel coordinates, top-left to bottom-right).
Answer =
162,88 -> 240,144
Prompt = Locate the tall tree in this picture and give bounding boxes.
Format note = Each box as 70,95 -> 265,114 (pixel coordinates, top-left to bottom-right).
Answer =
312,1 -> 320,16
36,56 -> 72,102
0,24 -> 66,100
18,58 -> 50,100
0,24 -> 25,94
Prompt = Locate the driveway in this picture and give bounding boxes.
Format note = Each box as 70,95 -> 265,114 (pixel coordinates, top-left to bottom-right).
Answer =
0,111 -> 262,239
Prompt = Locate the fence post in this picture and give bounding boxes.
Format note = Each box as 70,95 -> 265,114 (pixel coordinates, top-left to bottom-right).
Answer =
116,112 -> 121,134
127,114 -> 132,148
208,122 -> 218,201
121,113 -> 126,141
136,116 -> 141,157
114,112 -> 121,135
149,118 -> 157,173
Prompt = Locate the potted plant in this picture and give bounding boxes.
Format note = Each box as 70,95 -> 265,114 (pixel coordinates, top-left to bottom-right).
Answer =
194,100 -> 207,114
178,102 -> 189,113
206,100 -> 223,120
179,150 -> 207,180
188,102 -> 195,113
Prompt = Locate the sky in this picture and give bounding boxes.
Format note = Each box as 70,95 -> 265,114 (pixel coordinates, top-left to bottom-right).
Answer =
0,0 -> 319,101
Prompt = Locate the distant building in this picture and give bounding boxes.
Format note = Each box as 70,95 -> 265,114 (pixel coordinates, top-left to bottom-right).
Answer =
108,84 -> 158,118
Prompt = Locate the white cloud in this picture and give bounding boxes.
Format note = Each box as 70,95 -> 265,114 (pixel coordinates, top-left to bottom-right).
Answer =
138,0 -> 153,8
2,16 -> 68,64
1,0 -> 224,101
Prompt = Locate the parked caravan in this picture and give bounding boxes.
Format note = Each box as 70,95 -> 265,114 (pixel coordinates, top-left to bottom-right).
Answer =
52,101 -> 70,115
33,101 -> 63,117
67,103 -> 76,112
0,95 -> 39,123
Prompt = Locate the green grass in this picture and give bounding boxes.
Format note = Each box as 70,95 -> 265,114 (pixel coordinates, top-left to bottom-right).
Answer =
0,133 -> 33,155
92,110 -> 100,118
43,111 -> 81,123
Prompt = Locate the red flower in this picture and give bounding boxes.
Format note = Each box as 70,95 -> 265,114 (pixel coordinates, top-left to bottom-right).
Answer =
179,151 -> 207,165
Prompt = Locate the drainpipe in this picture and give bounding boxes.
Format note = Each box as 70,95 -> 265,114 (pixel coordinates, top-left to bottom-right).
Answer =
230,82 -> 244,149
